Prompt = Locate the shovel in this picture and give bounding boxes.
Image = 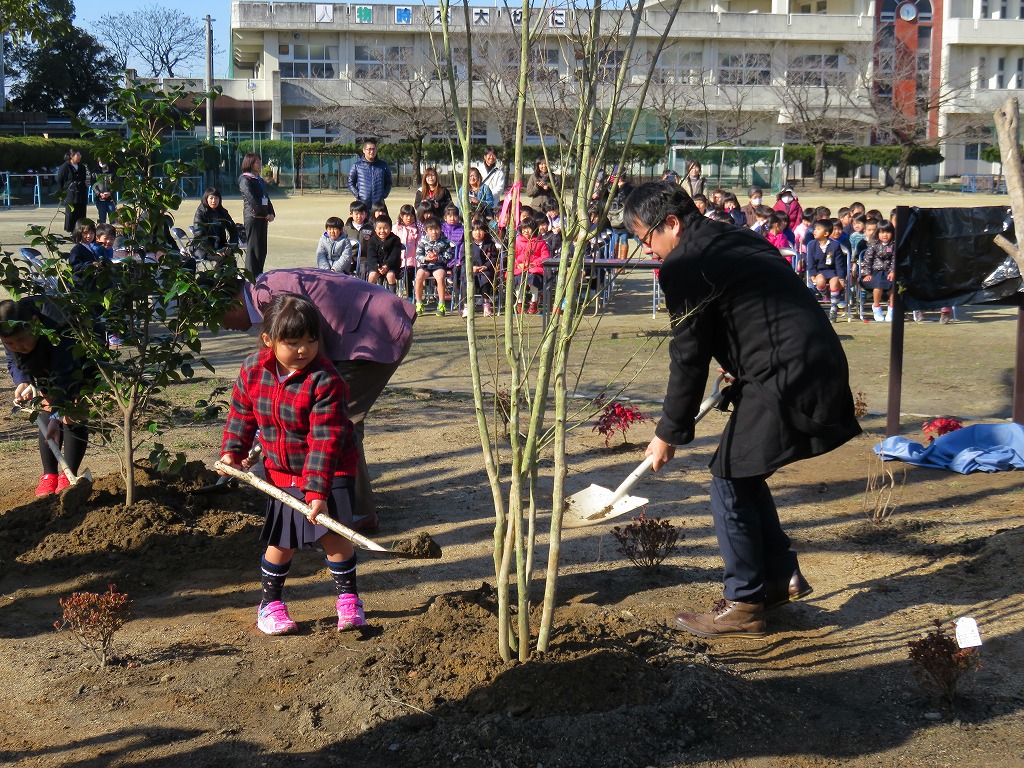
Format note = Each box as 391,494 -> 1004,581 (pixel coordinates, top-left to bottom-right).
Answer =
214,461 -> 442,559
34,413 -> 94,514
193,443 -> 263,495
563,374 -> 730,529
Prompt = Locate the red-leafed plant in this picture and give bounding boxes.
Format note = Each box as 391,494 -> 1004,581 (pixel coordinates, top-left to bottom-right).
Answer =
612,513 -> 682,572
922,417 -> 964,442
594,400 -> 649,447
908,619 -> 980,706
54,584 -> 131,668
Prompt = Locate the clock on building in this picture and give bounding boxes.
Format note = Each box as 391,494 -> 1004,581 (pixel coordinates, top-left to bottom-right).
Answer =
898,2 -> 919,21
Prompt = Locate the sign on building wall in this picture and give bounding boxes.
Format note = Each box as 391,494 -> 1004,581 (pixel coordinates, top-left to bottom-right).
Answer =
549,9 -> 566,27
314,3 -> 333,22
473,8 -> 490,25
355,5 -> 372,23
395,6 -> 412,24
433,7 -> 451,23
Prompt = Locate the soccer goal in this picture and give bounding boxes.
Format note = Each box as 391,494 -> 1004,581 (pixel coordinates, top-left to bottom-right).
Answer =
669,145 -> 786,193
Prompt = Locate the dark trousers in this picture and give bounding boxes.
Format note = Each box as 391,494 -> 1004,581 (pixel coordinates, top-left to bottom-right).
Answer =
332,334 -> 413,519
64,202 -> 86,233
96,199 -> 117,224
244,217 -> 269,276
38,422 -> 89,475
709,474 -> 798,603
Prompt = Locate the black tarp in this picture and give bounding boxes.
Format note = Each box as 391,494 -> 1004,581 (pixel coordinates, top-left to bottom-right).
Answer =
899,205 -> 1023,310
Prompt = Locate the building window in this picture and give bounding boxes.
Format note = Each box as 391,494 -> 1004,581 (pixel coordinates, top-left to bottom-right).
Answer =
880,0 -> 897,22
978,56 -> 988,89
353,44 -> 411,79
964,127 -> 993,160
997,57 -> 1006,88
279,44 -> 338,79
719,52 -> 771,86
597,49 -> 625,83
655,48 -> 704,85
1016,57 -> 1024,88
532,47 -> 562,82
787,54 -> 844,86
283,118 -> 310,136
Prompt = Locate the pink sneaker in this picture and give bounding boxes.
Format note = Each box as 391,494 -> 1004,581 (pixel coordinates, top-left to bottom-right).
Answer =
55,474 -> 71,493
35,474 -> 58,496
336,593 -> 366,631
257,600 -> 297,635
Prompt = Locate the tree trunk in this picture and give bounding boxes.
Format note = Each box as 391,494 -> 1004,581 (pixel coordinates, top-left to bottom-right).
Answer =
411,137 -> 424,188
894,144 -> 913,190
813,141 -> 826,187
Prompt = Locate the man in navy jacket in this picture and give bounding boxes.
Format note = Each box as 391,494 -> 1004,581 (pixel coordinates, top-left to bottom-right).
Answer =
347,140 -> 393,209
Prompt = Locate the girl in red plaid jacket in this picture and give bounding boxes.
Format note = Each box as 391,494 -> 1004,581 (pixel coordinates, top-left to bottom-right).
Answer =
219,294 -> 366,636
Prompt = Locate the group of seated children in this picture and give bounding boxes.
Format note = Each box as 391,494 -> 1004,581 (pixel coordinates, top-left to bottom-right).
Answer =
691,183 -> 899,324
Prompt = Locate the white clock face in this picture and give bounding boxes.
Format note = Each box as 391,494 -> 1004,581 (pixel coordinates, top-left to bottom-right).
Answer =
899,2 -> 918,21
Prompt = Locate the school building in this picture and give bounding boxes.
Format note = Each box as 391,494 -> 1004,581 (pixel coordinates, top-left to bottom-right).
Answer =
191,0 -> 1024,181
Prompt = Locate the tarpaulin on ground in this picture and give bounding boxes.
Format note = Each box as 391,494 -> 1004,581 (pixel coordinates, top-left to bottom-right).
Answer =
899,206 -> 1023,310
874,423 -> 1024,473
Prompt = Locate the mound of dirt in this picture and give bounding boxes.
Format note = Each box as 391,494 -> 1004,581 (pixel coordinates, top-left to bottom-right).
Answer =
344,586 -> 769,768
0,461 -> 264,571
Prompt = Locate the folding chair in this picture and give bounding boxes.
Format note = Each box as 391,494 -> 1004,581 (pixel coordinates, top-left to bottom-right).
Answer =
18,247 -> 60,295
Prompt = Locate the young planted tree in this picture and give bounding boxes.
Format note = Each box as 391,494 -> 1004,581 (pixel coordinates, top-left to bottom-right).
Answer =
434,0 -> 682,661
0,81 -> 244,506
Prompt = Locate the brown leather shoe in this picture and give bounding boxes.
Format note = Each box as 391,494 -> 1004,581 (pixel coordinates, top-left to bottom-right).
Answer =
764,568 -> 813,611
673,599 -> 767,639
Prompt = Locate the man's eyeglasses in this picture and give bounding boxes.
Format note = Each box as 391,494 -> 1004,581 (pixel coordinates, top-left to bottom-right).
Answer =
638,216 -> 666,247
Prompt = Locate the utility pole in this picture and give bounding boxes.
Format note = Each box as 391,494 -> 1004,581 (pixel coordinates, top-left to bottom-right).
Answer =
205,15 -> 214,141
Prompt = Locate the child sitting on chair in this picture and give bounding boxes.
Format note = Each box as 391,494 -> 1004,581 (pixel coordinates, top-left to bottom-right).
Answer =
364,215 -> 403,290
414,217 -> 455,317
860,221 -> 895,323
804,218 -> 846,323
512,216 -> 550,315
316,216 -> 355,274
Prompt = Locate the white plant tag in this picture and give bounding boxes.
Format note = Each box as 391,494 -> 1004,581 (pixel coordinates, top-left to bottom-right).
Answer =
954,617 -> 983,648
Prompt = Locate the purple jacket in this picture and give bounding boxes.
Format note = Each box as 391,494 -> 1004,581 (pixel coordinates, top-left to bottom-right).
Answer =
244,268 -> 415,364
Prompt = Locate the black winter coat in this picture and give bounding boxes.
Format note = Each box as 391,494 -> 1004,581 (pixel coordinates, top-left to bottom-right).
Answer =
56,161 -> 88,206
656,215 -> 861,478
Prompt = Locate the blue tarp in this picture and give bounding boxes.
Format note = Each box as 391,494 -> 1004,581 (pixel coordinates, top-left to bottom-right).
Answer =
874,424 -> 1024,474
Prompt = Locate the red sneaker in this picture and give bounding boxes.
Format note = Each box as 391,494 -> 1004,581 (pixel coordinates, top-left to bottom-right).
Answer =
56,474 -> 71,493
35,474 -> 59,496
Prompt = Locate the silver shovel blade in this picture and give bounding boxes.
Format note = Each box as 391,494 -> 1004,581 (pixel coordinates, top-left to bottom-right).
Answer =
563,484 -> 649,528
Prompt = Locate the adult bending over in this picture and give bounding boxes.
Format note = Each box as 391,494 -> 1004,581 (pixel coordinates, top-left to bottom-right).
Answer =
239,153 -> 275,276
219,268 -> 416,533
624,181 -> 861,639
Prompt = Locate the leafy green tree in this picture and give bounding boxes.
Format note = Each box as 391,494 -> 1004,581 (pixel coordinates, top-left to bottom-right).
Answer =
0,81 -> 242,506
7,25 -> 120,117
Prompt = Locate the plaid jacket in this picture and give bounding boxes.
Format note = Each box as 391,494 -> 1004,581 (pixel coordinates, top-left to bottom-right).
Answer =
221,347 -> 358,503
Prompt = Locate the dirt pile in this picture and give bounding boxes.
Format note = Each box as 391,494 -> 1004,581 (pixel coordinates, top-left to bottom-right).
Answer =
342,587 -> 768,768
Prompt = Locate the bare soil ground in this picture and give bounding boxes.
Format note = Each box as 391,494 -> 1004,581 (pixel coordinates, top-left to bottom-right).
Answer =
1,389 -> 1022,767
1,190 -> 1022,767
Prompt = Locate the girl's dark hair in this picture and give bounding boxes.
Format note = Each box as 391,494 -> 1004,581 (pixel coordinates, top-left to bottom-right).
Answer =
0,298 -> 37,337
371,201 -> 389,217
260,294 -> 321,343
443,204 -> 460,219
399,204 -> 416,220
72,218 -> 96,243
622,180 -> 700,235
240,153 -> 262,174
202,187 -> 222,203
877,221 -> 895,236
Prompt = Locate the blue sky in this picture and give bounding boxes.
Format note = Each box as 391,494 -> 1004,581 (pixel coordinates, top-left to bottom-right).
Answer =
74,0 -> 234,78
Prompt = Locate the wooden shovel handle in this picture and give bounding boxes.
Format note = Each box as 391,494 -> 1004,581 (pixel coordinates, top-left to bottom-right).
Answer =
214,461 -> 390,553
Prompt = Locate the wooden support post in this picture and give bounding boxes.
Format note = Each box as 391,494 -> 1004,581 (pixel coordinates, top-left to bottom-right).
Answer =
993,97 -> 1024,424
886,205 -> 910,437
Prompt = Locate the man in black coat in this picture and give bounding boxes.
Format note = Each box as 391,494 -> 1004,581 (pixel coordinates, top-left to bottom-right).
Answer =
624,181 -> 862,639
56,149 -> 89,233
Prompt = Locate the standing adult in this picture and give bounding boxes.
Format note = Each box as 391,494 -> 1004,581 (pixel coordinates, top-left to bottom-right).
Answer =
480,146 -> 505,203
741,186 -> 763,228
680,161 -> 706,200
413,167 -> 452,220
219,268 -> 416,534
773,185 -> 804,232
522,156 -> 556,211
623,181 -> 861,639
238,153 -> 276,276
56,149 -> 89,233
92,159 -> 116,225
347,139 -> 393,210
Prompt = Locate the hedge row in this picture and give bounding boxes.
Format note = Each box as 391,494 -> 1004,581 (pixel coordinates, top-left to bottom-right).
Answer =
0,135 -> 949,176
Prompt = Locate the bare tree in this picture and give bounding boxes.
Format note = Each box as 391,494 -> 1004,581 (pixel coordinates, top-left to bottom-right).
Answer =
300,44 -> 450,186
772,45 -> 872,186
96,5 -> 205,78
868,24 -> 978,189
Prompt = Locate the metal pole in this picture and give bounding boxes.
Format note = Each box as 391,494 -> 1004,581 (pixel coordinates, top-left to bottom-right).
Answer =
205,15 -> 215,141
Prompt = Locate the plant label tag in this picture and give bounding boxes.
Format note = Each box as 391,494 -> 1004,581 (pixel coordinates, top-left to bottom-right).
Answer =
954,617 -> 983,648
